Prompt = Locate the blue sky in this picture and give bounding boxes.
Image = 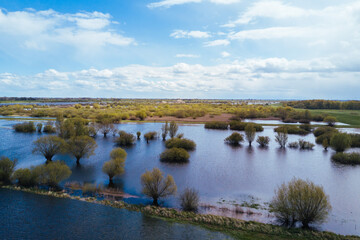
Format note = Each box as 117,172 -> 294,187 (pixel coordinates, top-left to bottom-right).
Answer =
0,0 -> 359,99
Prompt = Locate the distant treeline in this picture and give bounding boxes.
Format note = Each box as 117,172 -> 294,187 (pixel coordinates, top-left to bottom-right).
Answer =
285,100 -> 360,110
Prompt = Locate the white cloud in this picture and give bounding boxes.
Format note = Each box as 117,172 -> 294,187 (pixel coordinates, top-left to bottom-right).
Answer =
175,54 -> 200,58
224,1 -> 307,27
148,0 -> 202,8
148,0 -> 240,8
204,39 -> 230,46
221,51 -> 230,57
229,27 -> 312,40
210,0 -> 240,4
0,8 -> 134,52
3,57 -> 357,99
170,30 -> 211,38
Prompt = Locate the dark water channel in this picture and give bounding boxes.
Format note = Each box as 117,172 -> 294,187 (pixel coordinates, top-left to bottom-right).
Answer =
1,119 -> 360,236
0,189 -> 231,240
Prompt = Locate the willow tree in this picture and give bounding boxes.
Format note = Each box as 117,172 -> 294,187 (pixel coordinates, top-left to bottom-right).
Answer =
66,136 -> 97,165
141,168 -> 177,206
32,136 -> 66,163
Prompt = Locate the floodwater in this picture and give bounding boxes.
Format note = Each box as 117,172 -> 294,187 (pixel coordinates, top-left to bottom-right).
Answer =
1,118 -> 360,236
0,188 -> 232,240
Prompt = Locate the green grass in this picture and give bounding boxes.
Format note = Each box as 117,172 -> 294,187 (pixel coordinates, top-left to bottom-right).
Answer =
307,109 -> 360,127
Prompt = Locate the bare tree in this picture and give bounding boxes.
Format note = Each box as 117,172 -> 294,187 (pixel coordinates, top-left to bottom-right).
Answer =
32,136 -> 65,163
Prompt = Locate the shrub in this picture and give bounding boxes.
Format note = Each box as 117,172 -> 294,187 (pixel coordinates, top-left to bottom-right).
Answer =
136,111 -> 147,120
12,168 -> 38,187
298,140 -> 315,150
169,121 -> 179,138
299,124 -> 311,132
313,126 -> 338,137
224,132 -> 244,145
165,138 -> 196,151
161,122 -> 169,140
315,131 -> 336,145
82,183 -> 101,196
274,125 -> 309,135
13,122 -> 36,133
256,136 -> 270,147
330,133 -> 352,152
141,168 -> 177,205
34,161 -> 72,188
160,148 -> 190,163
136,131 -> 141,140
36,123 -> 43,133
0,157 -> 17,185
115,131 -> 136,146
32,136 -> 66,163
43,124 -> 56,133
180,188 -> 200,212
144,131 -> 158,143
322,139 -> 329,150
349,134 -> 360,148
204,121 -> 228,130
229,121 -> 263,132
331,152 -> 360,165
275,131 -> 288,148
323,116 -> 337,126
270,178 -> 331,228
288,142 -> 299,149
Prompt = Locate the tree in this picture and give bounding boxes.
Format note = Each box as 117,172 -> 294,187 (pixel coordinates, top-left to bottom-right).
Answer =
66,136 -> 97,165
102,158 -> 125,186
256,136 -> 270,147
180,188 -> 200,212
270,178 -> 331,228
96,116 -> 116,137
275,130 -> 288,148
136,131 -> 141,140
160,148 -> 190,163
245,123 -> 256,146
102,148 -> 127,185
324,116 -> 337,127
141,168 -> 177,206
161,121 -> 169,141
0,157 -> 17,185
110,147 -> 127,160
169,121 -> 178,138
34,161 -> 72,188
32,136 -> 66,163
144,131 -> 157,143
224,132 -> 244,145
330,133 -> 352,152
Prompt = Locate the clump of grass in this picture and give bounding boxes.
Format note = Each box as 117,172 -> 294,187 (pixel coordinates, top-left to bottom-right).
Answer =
332,152 -> 360,165
204,121 -> 228,130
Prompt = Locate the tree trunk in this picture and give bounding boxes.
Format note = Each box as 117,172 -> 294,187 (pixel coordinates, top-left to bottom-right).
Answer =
109,177 -> 114,187
104,132 -> 107,138
302,221 -> 309,228
152,198 -> 159,206
146,139 -> 149,144
76,157 -> 81,166
46,157 -> 52,164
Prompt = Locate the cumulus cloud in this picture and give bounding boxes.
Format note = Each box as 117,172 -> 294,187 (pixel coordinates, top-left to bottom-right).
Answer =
170,30 -> 211,38
0,8 -> 134,52
1,57 -> 358,99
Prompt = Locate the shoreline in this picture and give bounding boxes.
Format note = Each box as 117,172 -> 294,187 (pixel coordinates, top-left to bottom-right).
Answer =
2,185 -> 359,240
0,114 -> 358,128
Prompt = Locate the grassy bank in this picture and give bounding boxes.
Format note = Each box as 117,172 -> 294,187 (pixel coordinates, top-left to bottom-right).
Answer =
308,109 -> 360,127
2,186 -> 359,240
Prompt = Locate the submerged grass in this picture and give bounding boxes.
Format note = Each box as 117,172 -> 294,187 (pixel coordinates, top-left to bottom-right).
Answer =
2,185 -> 359,240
